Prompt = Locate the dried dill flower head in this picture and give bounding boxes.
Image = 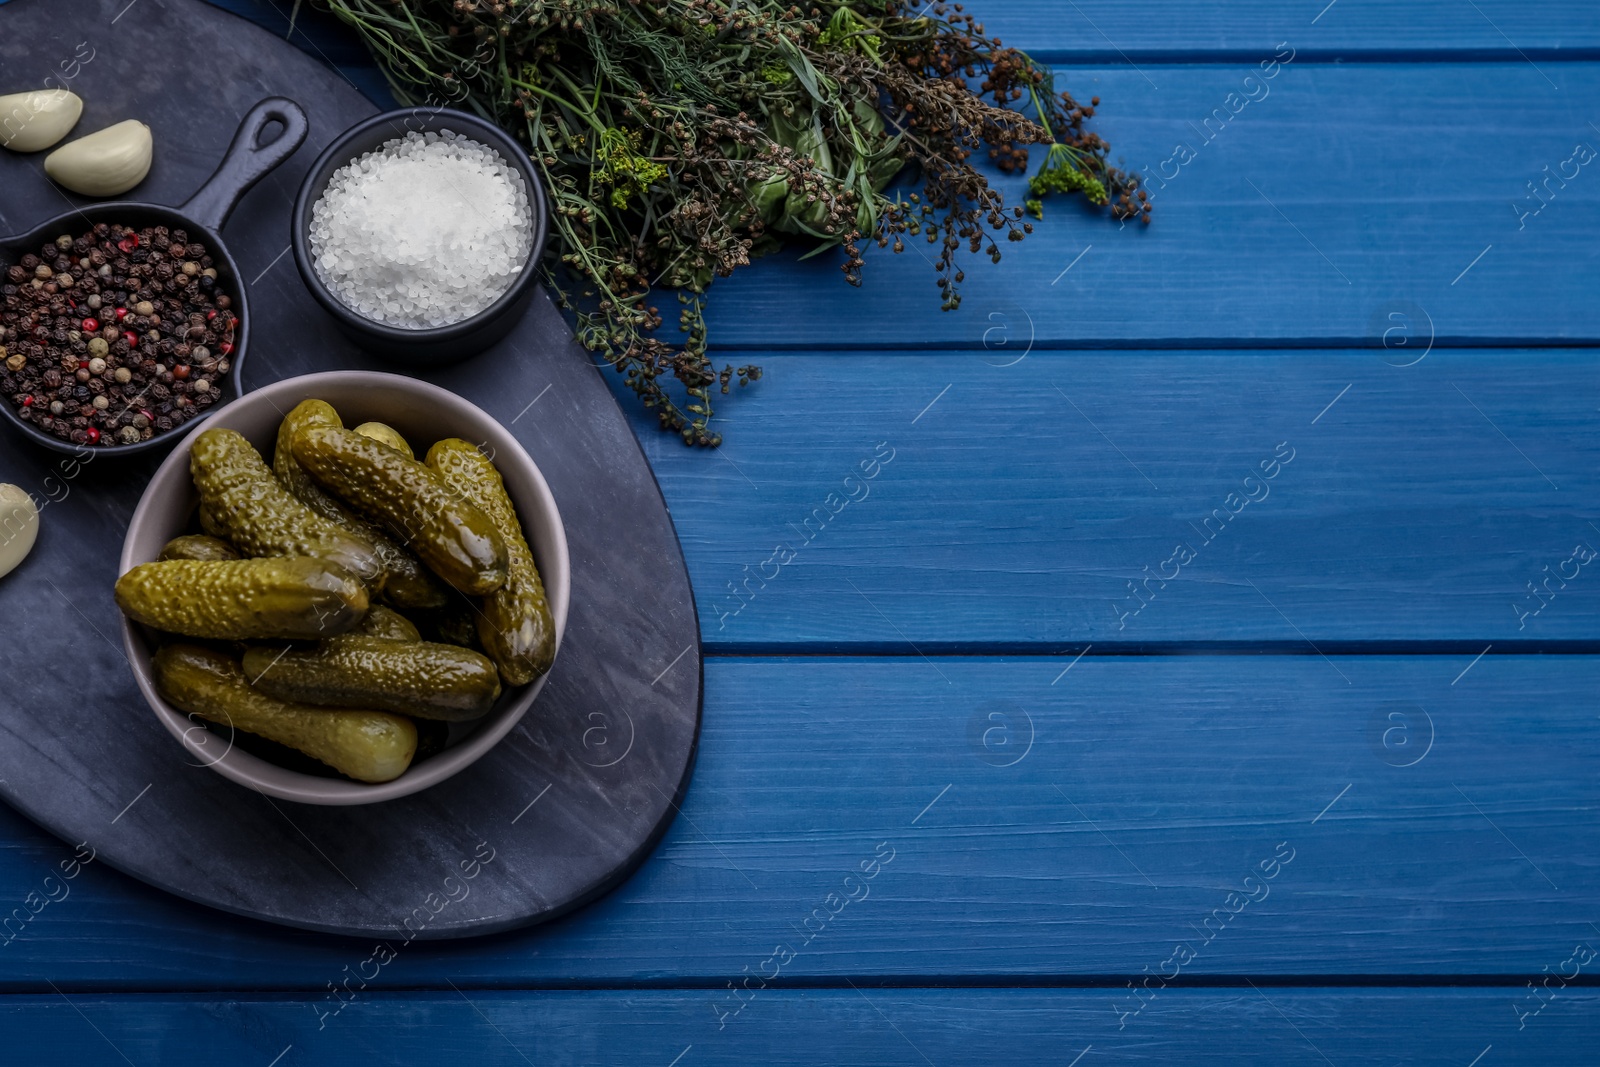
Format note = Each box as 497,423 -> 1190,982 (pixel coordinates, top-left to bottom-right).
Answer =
319,0 -> 1147,445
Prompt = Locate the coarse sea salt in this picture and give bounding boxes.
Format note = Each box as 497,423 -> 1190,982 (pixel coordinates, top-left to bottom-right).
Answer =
309,130 -> 533,329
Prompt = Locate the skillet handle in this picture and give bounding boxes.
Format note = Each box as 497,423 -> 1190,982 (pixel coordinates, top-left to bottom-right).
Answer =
179,97 -> 308,234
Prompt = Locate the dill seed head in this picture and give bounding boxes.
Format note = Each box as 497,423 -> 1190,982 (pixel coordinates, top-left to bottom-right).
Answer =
321,0 -> 1144,444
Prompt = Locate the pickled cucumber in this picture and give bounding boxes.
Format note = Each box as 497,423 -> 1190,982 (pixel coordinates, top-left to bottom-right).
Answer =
292,426 -> 507,596
157,534 -> 239,562
354,421 -> 414,459
115,557 -> 368,640
424,593 -> 483,650
190,428 -> 384,591
197,502 -> 227,539
354,604 -> 421,642
154,643 -> 415,783
272,401 -> 448,611
243,636 -> 502,721
427,439 -> 555,685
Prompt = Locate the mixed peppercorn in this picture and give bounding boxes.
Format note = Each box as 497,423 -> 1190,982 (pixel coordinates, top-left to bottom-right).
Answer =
0,223 -> 236,446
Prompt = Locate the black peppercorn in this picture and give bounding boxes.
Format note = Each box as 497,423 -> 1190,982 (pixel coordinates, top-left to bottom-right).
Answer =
2,224 -> 232,445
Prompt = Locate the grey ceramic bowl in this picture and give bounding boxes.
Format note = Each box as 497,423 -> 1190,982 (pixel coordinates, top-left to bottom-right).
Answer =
117,371 -> 569,805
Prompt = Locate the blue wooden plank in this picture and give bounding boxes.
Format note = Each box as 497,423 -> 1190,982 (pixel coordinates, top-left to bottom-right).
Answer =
942,0 -> 1600,62
0,655 -> 1595,986
592,349 -> 1600,650
2,988 -> 1596,1066
195,0 -> 1600,70
700,63 -> 1600,349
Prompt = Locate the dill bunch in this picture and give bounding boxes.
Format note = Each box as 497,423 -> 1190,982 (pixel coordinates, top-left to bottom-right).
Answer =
316,0 -> 1148,445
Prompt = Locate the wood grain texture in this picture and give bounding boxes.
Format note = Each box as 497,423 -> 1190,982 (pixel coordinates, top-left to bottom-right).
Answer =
606,349 -> 1600,650
2,5 -> 1596,1062
698,62 -> 1600,350
931,1 -> 1600,62
2,988 -> 1597,1066
0,656 -> 1595,986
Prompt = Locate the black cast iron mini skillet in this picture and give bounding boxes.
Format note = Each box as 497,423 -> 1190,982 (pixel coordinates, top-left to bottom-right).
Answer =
0,97 -> 308,458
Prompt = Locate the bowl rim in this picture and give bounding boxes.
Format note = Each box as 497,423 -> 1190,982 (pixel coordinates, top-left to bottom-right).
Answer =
117,369 -> 570,805
0,204 -> 250,458
289,106 -> 550,344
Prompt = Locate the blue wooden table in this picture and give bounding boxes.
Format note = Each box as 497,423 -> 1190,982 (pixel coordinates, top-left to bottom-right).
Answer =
4,1 -> 1600,1063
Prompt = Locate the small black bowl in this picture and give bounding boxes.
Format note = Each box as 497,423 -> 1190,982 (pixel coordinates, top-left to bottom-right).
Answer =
0,98 -> 307,458
290,107 -> 549,366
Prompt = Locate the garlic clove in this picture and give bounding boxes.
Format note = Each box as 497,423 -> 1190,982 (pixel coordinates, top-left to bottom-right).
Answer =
44,119 -> 153,197
0,484 -> 40,580
0,89 -> 84,152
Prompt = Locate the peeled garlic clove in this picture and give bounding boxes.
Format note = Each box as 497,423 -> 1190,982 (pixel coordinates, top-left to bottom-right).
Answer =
0,484 -> 39,580
44,119 -> 153,197
0,89 -> 83,152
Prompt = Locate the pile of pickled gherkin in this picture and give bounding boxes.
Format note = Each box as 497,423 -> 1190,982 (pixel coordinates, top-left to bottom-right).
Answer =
114,400 -> 554,784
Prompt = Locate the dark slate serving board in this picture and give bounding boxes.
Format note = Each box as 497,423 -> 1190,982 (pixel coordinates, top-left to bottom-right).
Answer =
0,0 -> 700,937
